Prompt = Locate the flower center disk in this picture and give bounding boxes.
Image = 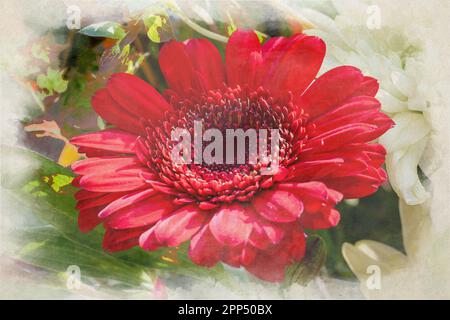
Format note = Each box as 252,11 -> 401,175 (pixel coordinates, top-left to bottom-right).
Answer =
141,86 -> 309,208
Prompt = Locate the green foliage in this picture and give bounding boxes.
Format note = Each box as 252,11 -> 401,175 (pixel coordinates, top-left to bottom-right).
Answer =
226,12 -> 237,36
283,235 -> 327,287
2,146 -> 224,288
312,187 -> 403,279
36,67 -> 68,95
61,33 -> 100,110
143,15 -> 168,43
18,227 -> 146,287
79,22 -> 125,40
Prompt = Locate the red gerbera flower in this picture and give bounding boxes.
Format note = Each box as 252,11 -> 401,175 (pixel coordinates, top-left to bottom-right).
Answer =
71,30 -> 393,282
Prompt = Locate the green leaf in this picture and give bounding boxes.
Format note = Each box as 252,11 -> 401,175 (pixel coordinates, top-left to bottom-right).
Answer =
2,146 -> 100,246
18,227 -> 146,287
44,174 -> 73,192
36,73 -> 50,90
36,68 -> 68,95
79,22 -> 125,40
255,31 -> 266,44
283,235 -> 327,287
143,15 -> 172,43
226,12 -> 237,37
2,146 -> 225,286
97,116 -> 106,130
119,44 -> 131,61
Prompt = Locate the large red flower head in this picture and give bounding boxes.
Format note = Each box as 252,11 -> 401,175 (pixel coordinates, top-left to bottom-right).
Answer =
71,30 -> 393,282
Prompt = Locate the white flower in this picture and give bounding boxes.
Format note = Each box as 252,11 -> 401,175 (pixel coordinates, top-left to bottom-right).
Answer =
342,200 -> 450,299
296,0 -> 450,297
300,0 -> 444,205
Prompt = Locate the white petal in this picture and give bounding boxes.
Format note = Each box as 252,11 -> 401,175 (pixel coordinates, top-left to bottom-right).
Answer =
342,240 -> 409,299
355,240 -> 408,268
342,241 -> 407,281
386,136 -> 430,205
391,71 -> 416,97
399,199 -> 432,260
331,0 -> 368,23
341,243 -> 376,282
377,89 -> 408,113
379,111 -> 430,153
301,8 -> 338,34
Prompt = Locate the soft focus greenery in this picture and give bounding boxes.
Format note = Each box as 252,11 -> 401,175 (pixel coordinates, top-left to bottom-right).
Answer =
2,146 -> 225,290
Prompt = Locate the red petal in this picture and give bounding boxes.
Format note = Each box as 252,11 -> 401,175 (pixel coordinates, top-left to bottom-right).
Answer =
305,123 -> 385,152
76,147 -> 124,157
71,176 -> 81,187
297,66 -> 363,118
358,143 -> 387,167
159,41 -> 201,97
241,245 -> 258,266
265,35 -> 325,99
72,156 -> 148,193
289,157 -> 368,181
221,245 -> 243,268
99,188 -> 156,218
76,191 -> 127,211
91,89 -> 143,135
244,250 -> 289,282
261,36 -> 292,56
286,228 -> 307,260
78,207 -> 103,232
255,35 -> 303,86
185,39 -> 225,90
278,182 -> 342,229
105,194 -> 176,229
279,182 -> 343,211
189,225 -> 222,267
103,227 -> 147,252
252,189 -> 304,223
107,73 -> 172,122
78,169 -> 147,193
351,76 -> 379,97
301,208 -> 341,229
245,227 -> 307,282
321,167 -> 387,198
71,156 -> 141,175
289,158 -> 344,180
71,129 -> 137,154
301,143 -> 386,168
154,204 -> 206,247
295,143 -> 387,184
209,204 -> 253,246
248,213 -> 286,249
134,137 -> 150,164
139,227 -> 159,250
308,96 -> 381,136
226,29 -> 261,88
74,189 -> 102,201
